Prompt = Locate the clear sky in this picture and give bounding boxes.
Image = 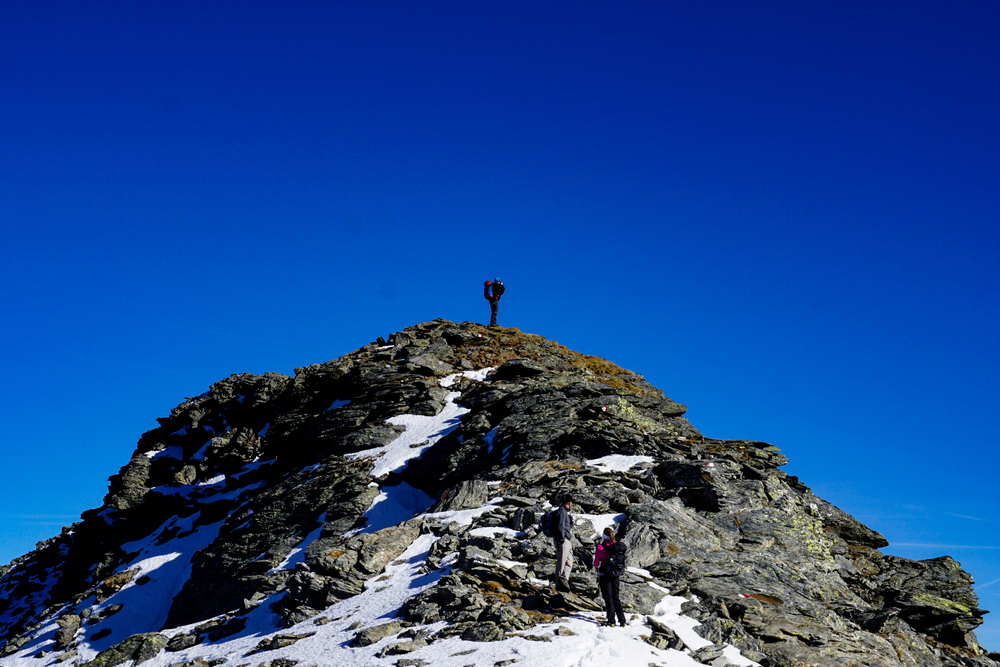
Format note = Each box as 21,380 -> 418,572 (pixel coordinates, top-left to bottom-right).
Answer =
2,0 -> 997,648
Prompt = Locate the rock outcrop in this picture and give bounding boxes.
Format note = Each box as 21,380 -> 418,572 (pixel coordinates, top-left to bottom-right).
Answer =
0,320 -> 993,667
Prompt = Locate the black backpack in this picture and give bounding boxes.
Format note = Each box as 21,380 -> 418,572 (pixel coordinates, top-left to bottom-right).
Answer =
538,509 -> 556,538
607,541 -> 627,577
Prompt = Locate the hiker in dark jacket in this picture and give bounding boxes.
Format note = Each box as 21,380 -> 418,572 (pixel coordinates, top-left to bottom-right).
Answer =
594,527 -> 627,626
553,494 -> 574,592
484,278 -> 504,326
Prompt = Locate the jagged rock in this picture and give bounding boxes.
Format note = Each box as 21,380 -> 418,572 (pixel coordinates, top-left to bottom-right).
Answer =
492,358 -> 548,381
204,617 -> 246,641
104,451 -> 153,510
874,555 -> 987,646
174,465 -> 198,485
248,632 -> 315,654
481,603 -> 533,630
82,632 -> 168,667
618,578 -> 667,615
404,354 -> 454,377
87,604 -> 124,625
165,633 -> 199,652
351,622 -> 403,647
54,614 -> 81,648
433,480 -> 490,511
509,507 -> 536,531
689,643 -> 728,666
377,638 -> 427,657
646,616 -> 684,650
462,622 -> 505,642
290,520 -> 420,612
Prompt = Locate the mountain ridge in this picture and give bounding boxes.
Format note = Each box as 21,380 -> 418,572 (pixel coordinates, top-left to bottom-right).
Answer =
0,319 -> 994,667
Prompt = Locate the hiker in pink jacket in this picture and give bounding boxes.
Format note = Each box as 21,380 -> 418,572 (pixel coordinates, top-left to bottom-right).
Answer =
594,527 -> 627,626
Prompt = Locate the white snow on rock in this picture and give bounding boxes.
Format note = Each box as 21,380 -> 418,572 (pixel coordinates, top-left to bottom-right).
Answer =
586,454 -> 655,472
469,526 -> 522,539
439,367 -> 494,387
5,510 -> 759,667
143,445 -> 183,461
5,513 -> 226,664
416,496 -> 505,527
346,368 -> 495,478
343,481 -> 435,538
150,478 -> 266,503
269,513 -> 327,573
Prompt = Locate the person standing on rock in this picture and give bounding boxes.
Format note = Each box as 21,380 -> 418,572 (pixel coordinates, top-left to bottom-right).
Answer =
594,527 -> 627,626
553,493 -> 574,592
483,278 -> 504,327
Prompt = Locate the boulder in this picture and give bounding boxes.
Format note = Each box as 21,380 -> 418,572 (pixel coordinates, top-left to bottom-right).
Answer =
352,621 -> 403,647
81,632 -> 167,667
433,480 -> 490,512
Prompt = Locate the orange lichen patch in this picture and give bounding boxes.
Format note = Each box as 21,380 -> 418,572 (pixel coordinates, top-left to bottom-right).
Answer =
523,609 -> 559,624
544,460 -> 584,472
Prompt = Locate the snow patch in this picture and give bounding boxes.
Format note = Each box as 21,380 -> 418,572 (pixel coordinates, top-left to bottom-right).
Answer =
345,368 -> 494,478
269,513 -> 327,573
416,497 -> 504,527
345,398 -> 467,477
8,514 -> 226,663
150,479 -> 266,503
144,446 -> 184,461
586,454 -> 655,472
439,367 -> 494,387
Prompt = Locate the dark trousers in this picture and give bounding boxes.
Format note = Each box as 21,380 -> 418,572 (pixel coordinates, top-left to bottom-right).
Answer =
489,298 -> 498,326
599,576 -> 626,625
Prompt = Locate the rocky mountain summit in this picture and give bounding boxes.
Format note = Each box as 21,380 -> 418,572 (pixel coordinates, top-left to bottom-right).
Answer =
0,319 -> 995,667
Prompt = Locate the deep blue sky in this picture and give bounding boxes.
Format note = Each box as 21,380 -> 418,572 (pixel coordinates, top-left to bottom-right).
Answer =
2,0 -> 998,647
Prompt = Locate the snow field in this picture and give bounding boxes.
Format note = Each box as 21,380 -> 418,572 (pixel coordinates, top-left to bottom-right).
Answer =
586,454 -> 655,473
345,369 -> 495,479
4,512 -> 226,665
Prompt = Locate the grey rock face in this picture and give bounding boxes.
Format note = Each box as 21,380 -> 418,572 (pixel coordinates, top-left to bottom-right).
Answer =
81,632 -> 168,667
0,319 -> 992,667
